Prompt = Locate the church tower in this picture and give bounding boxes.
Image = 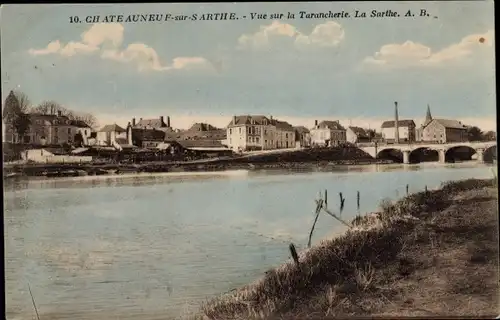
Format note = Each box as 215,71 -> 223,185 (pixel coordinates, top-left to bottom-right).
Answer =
423,104 -> 433,126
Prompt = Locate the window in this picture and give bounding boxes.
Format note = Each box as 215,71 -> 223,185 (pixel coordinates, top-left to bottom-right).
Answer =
264,129 -> 267,135
256,137 -> 260,143
239,128 -> 242,134
285,133 -> 288,138
68,128 -> 71,135
229,128 -> 232,134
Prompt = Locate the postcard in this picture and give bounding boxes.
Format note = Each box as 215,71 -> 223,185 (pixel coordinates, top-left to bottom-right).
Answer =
2,1 -> 497,319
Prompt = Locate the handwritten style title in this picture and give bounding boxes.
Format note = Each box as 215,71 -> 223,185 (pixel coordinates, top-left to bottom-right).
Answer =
69,9 -> 433,24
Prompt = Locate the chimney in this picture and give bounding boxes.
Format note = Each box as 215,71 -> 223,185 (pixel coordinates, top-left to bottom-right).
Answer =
127,122 -> 133,145
132,118 -> 136,126
167,116 -> 171,127
160,116 -> 164,125
394,101 -> 400,144
233,116 -> 236,125
315,120 -> 318,126
57,110 -> 62,117
270,115 -> 273,120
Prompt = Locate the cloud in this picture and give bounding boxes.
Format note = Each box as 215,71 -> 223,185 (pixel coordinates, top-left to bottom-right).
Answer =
362,29 -> 494,69
237,21 -> 344,49
295,21 -> 345,48
29,23 -> 123,57
28,23 -> 211,72
102,45 -> 211,72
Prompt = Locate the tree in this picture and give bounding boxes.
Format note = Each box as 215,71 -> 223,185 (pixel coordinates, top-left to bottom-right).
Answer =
74,112 -> 99,129
366,129 -> 376,141
2,90 -> 22,123
2,90 -> 31,143
31,100 -> 62,114
74,132 -> 84,146
483,131 -> 496,141
13,113 -> 31,143
31,101 -> 97,127
467,126 -> 484,141
13,91 -> 32,113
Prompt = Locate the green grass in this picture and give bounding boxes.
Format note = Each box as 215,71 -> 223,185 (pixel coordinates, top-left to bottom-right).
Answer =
197,178 -> 499,319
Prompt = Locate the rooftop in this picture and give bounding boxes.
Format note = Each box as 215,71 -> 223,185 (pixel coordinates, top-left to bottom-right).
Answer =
381,120 -> 415,128
348,126 -> 369,138
314,120 -> 346,131
134,117 -> 169,129
429,119 -> 467,130
99,124 -> 126,133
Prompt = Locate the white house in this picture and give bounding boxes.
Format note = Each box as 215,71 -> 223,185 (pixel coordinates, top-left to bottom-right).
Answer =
226,115 -> 295,152
96,124 -> 127,147
310,120 -> 347,147
381,120 -> 416,143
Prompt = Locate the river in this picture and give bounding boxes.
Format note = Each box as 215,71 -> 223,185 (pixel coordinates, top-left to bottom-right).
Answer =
3,162 -> 496,320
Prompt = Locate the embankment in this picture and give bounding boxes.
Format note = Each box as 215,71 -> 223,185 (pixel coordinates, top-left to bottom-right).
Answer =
4,147 -> 390,178
199,178 -> 499,319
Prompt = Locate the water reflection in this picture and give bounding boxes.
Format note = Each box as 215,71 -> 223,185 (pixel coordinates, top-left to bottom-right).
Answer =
4,162 -> 495,320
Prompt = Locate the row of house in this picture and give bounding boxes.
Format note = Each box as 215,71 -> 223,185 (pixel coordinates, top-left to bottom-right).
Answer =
221,104 -> 471,151
3,98 -> 472,155
223,115 -> 373,151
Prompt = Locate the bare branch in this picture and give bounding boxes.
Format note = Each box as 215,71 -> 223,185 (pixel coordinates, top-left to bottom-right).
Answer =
12,91 -> 31,113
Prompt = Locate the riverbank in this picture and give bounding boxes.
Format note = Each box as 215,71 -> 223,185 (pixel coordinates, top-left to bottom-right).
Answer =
3,157 -> 392,179
198,178 -> 499,319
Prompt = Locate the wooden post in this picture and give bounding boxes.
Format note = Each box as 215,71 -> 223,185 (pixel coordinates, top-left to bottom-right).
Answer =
339,192 -> 345,213
357,191 -> 360,210
324,189 -> 328,208
406,184 -> 409,196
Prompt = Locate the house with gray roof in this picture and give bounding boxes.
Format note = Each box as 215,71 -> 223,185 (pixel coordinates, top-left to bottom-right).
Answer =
310,120 -> 347,147
415,105 -> 468,143
346,126 -> 371,144
226,115 -> 296,151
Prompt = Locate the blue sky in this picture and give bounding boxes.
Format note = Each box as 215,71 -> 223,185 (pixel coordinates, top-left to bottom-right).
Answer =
1,2 -> 496,130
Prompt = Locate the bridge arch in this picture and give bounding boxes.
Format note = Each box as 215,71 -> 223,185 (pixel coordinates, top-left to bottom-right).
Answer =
408,147 -> 439,163
377,148 -> 404,163
444,145 -> 477,162
483,144 -> 497,162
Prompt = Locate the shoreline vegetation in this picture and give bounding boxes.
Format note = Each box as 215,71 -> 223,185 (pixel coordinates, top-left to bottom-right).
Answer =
197,178 -> 499,319
4,147 -> 394,179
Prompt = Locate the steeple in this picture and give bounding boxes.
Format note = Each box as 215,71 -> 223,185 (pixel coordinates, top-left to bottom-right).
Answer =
424,104 -> 432,126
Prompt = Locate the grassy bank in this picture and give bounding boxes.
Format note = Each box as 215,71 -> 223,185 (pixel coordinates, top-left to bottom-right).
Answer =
199,178 -> 499,319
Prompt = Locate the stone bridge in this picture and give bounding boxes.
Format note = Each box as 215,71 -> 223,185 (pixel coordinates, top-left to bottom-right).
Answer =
360,141 -> 497,164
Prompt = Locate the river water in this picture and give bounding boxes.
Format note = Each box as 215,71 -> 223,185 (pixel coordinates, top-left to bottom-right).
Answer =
4,162 -> 496,320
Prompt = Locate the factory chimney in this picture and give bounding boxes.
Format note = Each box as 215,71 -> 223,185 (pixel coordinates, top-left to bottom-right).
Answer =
394,101 -> 400,144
